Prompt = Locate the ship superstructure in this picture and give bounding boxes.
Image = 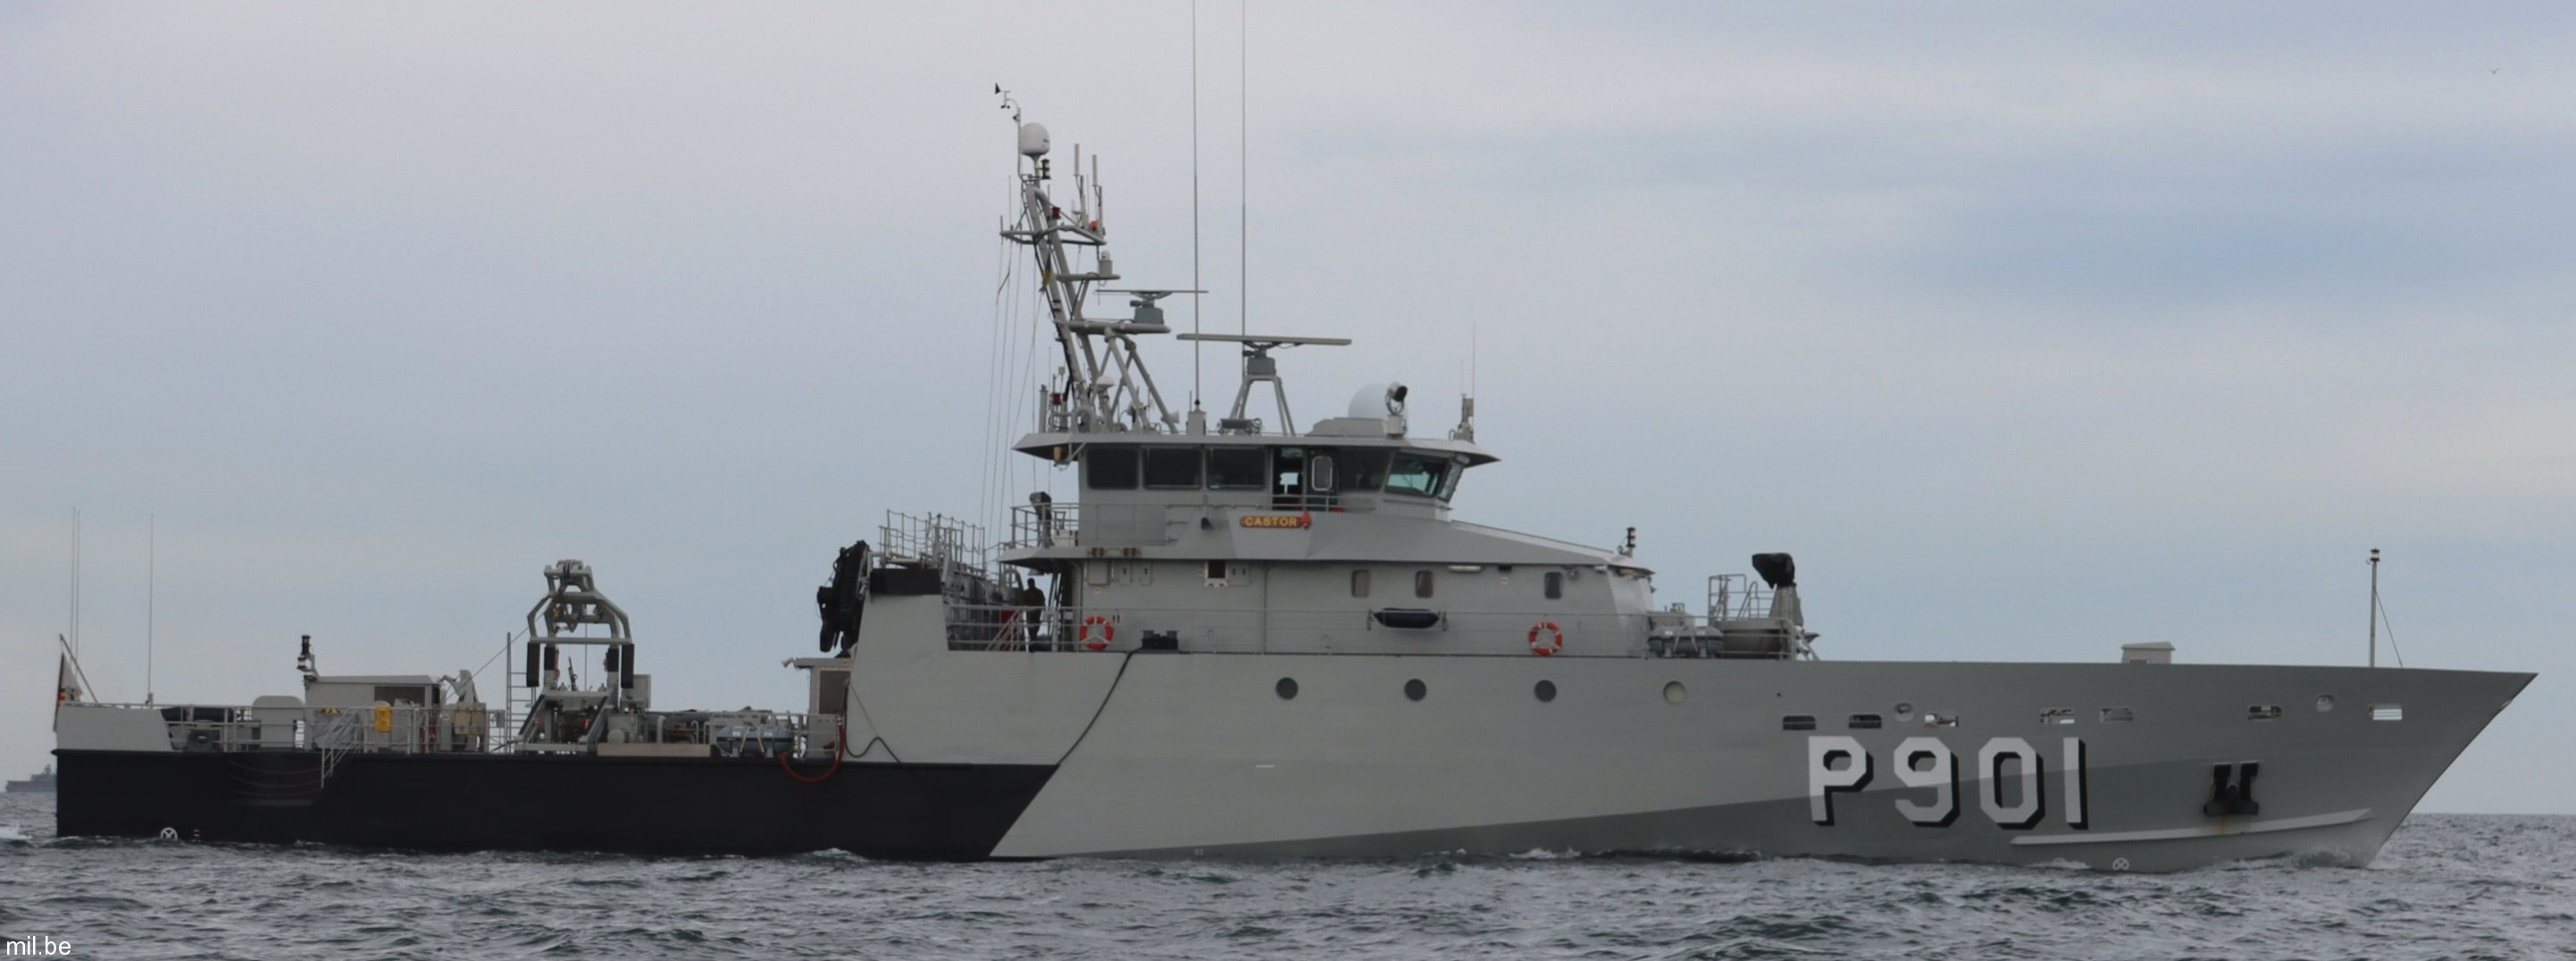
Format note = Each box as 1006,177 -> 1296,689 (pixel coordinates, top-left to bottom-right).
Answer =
47,105 -> 2530,870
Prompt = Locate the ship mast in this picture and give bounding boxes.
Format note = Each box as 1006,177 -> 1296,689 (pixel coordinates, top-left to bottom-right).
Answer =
998,92 -> 1188,434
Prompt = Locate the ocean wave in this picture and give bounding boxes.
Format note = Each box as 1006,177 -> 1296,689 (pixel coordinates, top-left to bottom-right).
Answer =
2,797 -> 2569,961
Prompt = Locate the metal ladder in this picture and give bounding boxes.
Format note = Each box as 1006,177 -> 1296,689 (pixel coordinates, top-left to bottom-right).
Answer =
314,714 -> 365,786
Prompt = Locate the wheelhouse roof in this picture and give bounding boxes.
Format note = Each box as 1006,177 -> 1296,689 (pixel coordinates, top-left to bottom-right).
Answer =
1011,431 -> 1500,467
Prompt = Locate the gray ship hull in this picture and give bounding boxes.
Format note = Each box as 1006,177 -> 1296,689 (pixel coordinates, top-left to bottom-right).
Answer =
841,609 -> 2527,870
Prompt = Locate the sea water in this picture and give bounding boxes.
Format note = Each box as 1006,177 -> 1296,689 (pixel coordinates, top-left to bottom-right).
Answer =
3,794 -> 2568,959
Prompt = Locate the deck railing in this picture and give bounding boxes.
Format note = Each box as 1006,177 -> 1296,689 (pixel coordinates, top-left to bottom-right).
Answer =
937,602 -> 1663,655
1004,501 -> 1180,550
936,598 -> 1808,660
72,703 -> 844,761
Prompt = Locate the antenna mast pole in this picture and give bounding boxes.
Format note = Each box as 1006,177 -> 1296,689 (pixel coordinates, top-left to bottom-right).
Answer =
1238,0 -> 1249,352
70,509 -> 80,656
1191,1 -> 1204,408
999,90 -> 1181,434
2367,547 -> 2380,668
147,514 -> 155,704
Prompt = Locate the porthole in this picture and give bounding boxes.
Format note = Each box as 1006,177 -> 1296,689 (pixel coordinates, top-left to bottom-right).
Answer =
1534,680 -> 1557,703
1275,677 -> 1298,700
1404,679 -> 1427,702
2314,695 -> 2336,713
1663,681 -> 1687,705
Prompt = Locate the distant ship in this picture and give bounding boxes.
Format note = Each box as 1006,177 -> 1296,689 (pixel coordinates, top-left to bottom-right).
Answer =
47,100 -> 2531,870
5,766 -> 56,793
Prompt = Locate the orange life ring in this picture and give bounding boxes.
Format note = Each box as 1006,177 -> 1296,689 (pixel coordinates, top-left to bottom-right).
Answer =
1080,615 -> 1115,651
1527,621 -> 1564,656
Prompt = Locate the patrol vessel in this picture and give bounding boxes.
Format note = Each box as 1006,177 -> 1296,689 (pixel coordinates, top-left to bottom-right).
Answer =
4,765 -> 54,794
49,107 -> 2531,871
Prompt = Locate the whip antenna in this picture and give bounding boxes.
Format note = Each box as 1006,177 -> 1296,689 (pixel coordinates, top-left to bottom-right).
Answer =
1239,0 -> 1249,357
1192,1 -> 1204,414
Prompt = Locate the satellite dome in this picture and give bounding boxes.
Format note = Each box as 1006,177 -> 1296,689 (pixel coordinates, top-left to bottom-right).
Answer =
1348,381 -> 1408,418
1017,122 -> 1051,158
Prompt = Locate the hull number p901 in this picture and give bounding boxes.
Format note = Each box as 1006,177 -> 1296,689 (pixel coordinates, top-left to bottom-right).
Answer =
1809,735 -> 2089,830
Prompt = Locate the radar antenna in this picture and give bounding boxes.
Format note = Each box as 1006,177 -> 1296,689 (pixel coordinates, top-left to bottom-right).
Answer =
1176,332 -> 1351,435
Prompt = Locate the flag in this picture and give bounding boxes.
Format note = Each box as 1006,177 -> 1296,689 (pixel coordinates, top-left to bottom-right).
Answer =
57,652 -> 81,704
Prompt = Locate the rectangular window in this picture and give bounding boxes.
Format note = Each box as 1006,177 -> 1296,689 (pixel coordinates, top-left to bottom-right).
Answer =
373,685 -> 429,706
1207,447 -> 1266,489
1543,571 -> 1564,600
1206,560 -> 1227,582
2247,705 -> 2283,722
1848,714 -> 1884,730
2100,706 -> 2135,723
1781,715 -> 1817,731
1342,448 -> 1390,491
1351,570 -> 1370,597
1385,453 -> 1451,498
2042,707 -> 2076,725
2371,704 -> 2404,722
1143,447 -> 1203,489
1414,570 -> 1434,598
1083,447 -> 1139,489
1270,447 -> 1306,506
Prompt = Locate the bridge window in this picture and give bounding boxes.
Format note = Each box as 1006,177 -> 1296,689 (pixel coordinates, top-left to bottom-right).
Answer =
1208,447 -> 1266,490
1385,453 -> 1452,498
1351,570 -> 1370,597
1414,570 -> 1434,598
1143,447 -> 1202,489
1342,449 -> 1390,491
1544,572 -> 1564,600
1270,447 -> 1307,506
1083,447 -> 1139,490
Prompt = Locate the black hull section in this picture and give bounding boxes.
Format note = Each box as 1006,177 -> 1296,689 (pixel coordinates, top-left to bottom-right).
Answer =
54,749 -> 1053,858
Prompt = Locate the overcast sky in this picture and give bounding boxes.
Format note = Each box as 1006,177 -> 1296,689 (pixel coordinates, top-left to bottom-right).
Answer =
4,3 -> 2570,814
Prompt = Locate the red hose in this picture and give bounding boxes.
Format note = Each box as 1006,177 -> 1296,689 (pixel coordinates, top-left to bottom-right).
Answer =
780,722 -> 845,783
